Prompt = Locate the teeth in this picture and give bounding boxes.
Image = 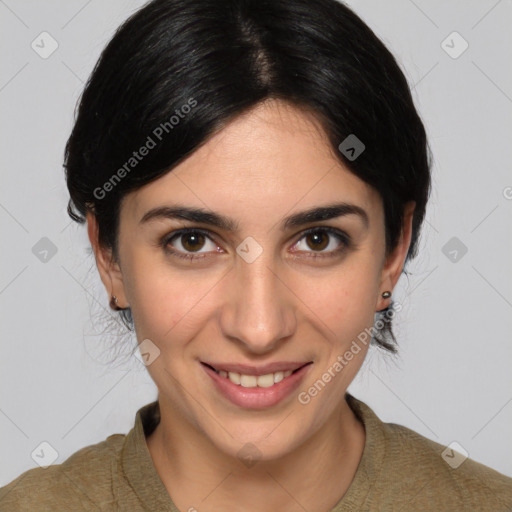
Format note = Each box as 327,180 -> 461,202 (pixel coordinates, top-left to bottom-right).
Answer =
256,373 -> 274,388
240,375 -> 257,387
218,369 -> 294,387
228,372 -> 241,385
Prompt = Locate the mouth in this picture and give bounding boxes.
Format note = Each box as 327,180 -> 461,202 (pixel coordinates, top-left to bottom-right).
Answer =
200,360 -> 312,409
201,361 -> 312,388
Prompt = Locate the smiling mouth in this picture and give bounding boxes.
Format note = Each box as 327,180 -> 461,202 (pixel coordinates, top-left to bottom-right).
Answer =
201,362 -> 312,389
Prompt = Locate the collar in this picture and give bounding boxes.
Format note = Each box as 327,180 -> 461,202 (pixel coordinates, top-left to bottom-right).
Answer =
331,393 -> 386,510
121,400 -> 178,511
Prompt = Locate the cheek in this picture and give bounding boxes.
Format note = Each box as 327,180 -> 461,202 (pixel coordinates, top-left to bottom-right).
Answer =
128,275 -> 190,341
298,260 -> 380,339
123,252 -> 219,343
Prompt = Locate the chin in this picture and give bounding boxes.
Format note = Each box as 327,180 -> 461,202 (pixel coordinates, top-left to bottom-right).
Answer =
204,415 -> 307,464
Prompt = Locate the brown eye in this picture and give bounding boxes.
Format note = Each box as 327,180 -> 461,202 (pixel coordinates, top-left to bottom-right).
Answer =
304,231 -> 329,251
161,228 -> 221,261
180,232 -> 206,252
292,227 -> 350,258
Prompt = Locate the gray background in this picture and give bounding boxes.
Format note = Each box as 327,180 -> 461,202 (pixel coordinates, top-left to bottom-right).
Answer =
1,0 -> 511,485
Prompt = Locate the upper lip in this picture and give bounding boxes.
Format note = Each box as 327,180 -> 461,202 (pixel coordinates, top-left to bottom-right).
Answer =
201,361 -> 312,376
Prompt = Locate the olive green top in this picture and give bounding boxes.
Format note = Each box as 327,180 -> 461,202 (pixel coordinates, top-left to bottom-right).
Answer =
1,393 -> 511,511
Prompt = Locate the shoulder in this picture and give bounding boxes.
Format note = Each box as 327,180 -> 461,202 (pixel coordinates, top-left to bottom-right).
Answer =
347,395 -> 512,511
0,433 -> 126,512
381,420 -> 512,510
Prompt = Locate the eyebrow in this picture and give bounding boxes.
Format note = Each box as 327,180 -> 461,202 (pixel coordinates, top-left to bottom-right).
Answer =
139,201 -> 369,232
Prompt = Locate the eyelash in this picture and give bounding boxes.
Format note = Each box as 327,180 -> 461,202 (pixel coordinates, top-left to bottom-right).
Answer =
160,227 -> 351,262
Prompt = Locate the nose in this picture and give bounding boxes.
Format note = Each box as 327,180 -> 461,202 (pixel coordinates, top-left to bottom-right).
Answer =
219,251 -> 297,354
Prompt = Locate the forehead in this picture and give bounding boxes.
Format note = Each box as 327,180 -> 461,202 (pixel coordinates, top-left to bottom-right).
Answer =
124,99 -> 382,225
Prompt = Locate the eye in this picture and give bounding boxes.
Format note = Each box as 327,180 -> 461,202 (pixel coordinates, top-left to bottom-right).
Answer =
162,228 -> 221,261
160,226 -> 351,262
291,227 -> 350,258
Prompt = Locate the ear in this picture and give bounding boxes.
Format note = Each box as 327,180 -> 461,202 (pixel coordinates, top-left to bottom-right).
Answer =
376,201 -> 416,311
86,211 -> 129,309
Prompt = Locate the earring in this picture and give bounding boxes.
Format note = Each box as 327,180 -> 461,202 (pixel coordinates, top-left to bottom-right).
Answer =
110,294 -> 121,311
381,290 -> 391,299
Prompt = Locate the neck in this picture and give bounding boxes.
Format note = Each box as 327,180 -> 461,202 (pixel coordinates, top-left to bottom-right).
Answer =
146,395 -> 365,512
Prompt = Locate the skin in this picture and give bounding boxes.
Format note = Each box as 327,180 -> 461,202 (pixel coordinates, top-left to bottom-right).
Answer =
88,99 -> 415,512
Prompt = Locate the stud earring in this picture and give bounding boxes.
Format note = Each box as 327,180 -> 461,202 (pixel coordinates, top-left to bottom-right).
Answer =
110,295 -> 121,311
381,290 -> 391,299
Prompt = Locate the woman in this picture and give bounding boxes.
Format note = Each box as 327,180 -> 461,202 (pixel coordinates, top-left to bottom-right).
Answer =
1,0 -> 511,510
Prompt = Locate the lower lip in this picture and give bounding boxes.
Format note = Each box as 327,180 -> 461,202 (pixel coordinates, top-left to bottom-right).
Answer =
201,363 -> 312,409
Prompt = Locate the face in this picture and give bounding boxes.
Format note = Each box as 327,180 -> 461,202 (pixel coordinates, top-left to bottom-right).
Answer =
91,99 -> 413,461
